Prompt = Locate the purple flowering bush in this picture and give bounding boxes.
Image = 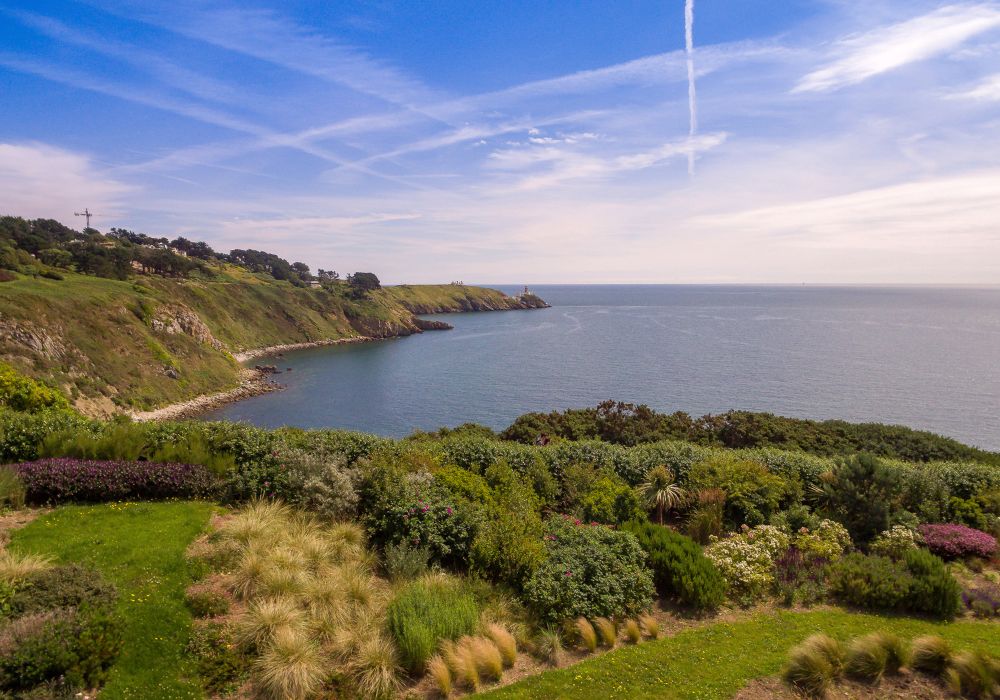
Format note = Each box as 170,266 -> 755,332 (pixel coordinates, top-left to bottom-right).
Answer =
918,523 -> 997,559
12,458 -> 221,503
962,583 -> 1000,618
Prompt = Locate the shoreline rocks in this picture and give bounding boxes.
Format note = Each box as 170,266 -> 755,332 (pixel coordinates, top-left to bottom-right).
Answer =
128,368 -> 282,421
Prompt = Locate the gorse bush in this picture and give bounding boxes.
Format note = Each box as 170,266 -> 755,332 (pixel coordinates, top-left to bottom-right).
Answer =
522,516 -> 654,623
0,362 -> 70,413
622,520 -> 724,610
12,458 -> 220,503
387,576 -> 479,673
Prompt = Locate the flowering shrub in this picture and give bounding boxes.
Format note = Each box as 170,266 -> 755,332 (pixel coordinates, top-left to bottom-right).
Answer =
360,469 -> 475,568
962,582 -> 1000,618
522,515 -> 654,623
869,525 -> 922,559
793,520 -> 851,561
918,523 -> 997,560
12,458 -> 220,503
704,525 -> 789,604
773,546 -> 829,606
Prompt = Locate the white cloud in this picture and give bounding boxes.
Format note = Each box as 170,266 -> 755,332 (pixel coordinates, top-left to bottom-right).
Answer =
795,3 -> 1000,92
951,72 -> 1000,99
0,143 -> 133,219
688,169 -> 1000,250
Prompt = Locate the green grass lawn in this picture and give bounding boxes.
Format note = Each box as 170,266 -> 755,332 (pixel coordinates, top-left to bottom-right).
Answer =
9,501 -> 215,699
482,609 -> 1000,700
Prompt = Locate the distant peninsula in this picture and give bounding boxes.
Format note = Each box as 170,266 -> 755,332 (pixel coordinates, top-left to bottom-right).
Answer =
0,215 -> 547,417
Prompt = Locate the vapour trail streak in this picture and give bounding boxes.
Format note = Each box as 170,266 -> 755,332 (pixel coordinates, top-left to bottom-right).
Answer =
685,0 -> 698,176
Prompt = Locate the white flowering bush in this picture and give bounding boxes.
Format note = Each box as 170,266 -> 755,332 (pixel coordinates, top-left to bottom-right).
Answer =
793,519 -> 851,561
705,525 -> 790,604
869,525 -> 922,560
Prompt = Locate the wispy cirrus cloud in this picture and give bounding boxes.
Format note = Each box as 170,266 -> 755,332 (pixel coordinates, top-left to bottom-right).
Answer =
951,72 -> 1000,99
794,3 -> 1000,92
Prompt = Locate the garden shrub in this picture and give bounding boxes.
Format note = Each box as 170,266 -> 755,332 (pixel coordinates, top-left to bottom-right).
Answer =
704,525 -> 789,604
387,576 -> 479,673
903,548 -> 962,619
0,408 -> 91,463
792,519 -> 851,561
522,516 -> 654,623
433,465 -> 492,503
9,564 -> 117,616
0,465 -> 25,510
685,489 -> 725,544
769,504 -> 820,533
818,454 -> 902,544
828,550 -> 961,619
0,362 -> 70,413
383,541 -> 431,582
773,546 -> 829,606
962,583 -> 1000,618
622,520 -> 724,610
185,587 -> 231,618
948,496 -> 989,531
580,475 -> 643,525
278,447 -> 358,520
0,603 -> 123,694
12,458 -> 221,503
687,454 -> 787,527
869,525 -> 922,559
359,464 -> 476,568
919,523 -> 997,559
187,621 -> 249,694
828,553 -> 912,611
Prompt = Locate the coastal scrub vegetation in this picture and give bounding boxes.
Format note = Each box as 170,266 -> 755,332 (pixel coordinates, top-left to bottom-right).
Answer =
1,405 -> 999,698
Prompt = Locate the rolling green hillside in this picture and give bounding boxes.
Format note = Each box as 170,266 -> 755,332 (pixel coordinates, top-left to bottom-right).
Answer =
0,267 -> 545,415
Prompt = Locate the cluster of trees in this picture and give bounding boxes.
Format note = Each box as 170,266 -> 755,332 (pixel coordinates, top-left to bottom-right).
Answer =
500,400 -> 1000,466
0,217 -> 379,291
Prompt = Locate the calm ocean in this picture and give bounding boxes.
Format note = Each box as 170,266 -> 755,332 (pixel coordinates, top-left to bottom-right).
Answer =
202,285 -> 1000,451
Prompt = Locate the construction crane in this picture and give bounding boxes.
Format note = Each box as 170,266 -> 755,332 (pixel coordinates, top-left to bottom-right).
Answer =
74,208 -> 98,229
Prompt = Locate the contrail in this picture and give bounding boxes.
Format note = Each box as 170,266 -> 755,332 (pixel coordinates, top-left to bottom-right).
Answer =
685,0 -> 697,176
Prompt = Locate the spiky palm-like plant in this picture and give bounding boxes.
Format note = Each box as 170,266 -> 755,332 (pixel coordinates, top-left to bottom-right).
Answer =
637,466 -> 686,524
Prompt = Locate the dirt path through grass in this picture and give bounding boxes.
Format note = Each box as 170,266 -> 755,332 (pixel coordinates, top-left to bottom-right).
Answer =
9,500 -> 215,699
481,609 -> 1000,700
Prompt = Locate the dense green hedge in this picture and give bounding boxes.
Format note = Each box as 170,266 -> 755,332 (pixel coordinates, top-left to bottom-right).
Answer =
500,401 -> 1000,466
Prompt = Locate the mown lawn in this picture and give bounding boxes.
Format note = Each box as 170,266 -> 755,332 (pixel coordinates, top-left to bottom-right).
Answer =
482,609 -> 1000,700
9,501 -> 215,699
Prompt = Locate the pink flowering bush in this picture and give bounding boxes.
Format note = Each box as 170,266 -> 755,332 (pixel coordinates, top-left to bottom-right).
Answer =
918,523 -> 997,559
12,458 -> 220,503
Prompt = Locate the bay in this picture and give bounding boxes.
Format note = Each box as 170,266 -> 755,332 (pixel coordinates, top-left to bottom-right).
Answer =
202,285 -> 1000,450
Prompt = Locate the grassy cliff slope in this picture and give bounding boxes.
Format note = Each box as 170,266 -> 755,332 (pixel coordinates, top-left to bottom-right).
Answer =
0,267 -> 545,414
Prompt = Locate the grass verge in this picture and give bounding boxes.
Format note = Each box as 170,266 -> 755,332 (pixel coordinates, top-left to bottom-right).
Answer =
8,500 -> 215,699
481,609 -> 1000,700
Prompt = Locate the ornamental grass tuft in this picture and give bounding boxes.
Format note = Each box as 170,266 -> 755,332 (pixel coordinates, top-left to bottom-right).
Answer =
844,633 -> 890,682
782,643 -> 834,697
254,626 -> 328,700
594,617 -> 617,648
427,654 -> 452,698
624,619 -> 642,645
910,635 -> 952,676
485,623 -> 517,667
575,617 -> 598,653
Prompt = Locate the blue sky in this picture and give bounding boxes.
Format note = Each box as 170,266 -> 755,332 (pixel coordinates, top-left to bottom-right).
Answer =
1,1 -> 999,283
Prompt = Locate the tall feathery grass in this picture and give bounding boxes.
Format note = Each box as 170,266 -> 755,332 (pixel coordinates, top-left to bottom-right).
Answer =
575,617 -> 598,653
0,549 -> 52,582
910,635 -> 952,676
206,500 -> 399,699
255,626 -> 328,700
485,623 -> 517,667
947,650 -> 996,698
594,617 -> 617,648
535,627 -> 565,666
427,654 -> 452,698
638,613 -> 660,640
845,633 -> 890,682
0,466 -> 26,509
624,619 -> 642,645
